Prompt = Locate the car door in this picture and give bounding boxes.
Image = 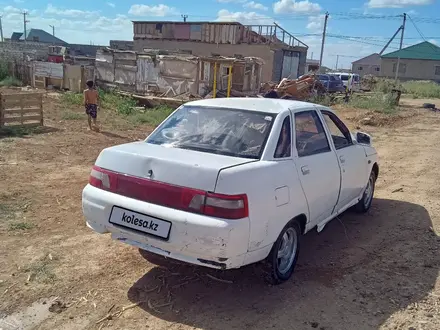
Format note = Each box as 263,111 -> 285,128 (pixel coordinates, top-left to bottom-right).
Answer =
320,110 -> 367,212
293,110 -> 341,227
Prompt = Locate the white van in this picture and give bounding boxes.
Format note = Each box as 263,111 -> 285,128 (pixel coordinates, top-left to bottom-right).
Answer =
330,73 -> 360,92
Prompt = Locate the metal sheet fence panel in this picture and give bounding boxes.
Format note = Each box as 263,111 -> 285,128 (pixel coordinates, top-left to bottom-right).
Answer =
34,62 -> 63,79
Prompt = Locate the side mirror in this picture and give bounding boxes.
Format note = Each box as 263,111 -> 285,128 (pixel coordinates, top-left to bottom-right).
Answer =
356,132 -> 372,145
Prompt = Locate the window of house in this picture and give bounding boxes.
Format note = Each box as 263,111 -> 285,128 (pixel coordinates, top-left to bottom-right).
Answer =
375,67 -> 380,72
392,63 -> 407,74
358,66 -> 363,71
321,111 -> 353,149
295,111 -> 331,157
435,66 -> 440,76
274,117 -> 292,158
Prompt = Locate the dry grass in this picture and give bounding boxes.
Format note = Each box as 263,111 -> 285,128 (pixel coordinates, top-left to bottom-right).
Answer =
23,254 -> 57,283
8,222 -> 35,231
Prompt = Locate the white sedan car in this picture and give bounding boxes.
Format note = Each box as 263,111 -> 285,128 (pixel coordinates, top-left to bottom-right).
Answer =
82,98 -> 378,284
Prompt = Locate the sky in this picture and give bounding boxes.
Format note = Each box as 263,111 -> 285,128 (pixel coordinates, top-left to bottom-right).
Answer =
0,0 -> 439,69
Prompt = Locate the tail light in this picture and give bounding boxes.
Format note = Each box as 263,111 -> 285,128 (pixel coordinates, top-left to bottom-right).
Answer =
89,167 -> 114,189
89,166 -> 248,220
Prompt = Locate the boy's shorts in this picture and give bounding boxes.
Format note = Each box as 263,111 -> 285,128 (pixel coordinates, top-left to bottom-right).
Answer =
85,104 -> 97,119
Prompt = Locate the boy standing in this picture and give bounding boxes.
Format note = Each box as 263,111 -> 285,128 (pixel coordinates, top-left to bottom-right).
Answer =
84,80 -> 99,131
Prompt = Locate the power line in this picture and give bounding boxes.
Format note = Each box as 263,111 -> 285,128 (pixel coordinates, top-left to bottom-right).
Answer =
160,12 -> 440,24
407,14 -> 440,55
326,34 -> 440,59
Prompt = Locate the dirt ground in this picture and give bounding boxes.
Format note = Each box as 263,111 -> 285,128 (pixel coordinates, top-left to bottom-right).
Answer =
0,94 -> 439,330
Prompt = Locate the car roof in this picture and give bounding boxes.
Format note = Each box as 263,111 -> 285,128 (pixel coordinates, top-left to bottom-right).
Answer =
332,72 -> 359,76
185,98 -> 326,114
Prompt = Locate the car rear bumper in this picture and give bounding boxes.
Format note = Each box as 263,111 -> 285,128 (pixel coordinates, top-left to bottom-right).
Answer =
82,184 -> 251,269
328,86 -> 346,93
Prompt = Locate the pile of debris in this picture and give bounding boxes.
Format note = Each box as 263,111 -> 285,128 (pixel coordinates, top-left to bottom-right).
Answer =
260,74 -> 327,100
360,74 -> 378,91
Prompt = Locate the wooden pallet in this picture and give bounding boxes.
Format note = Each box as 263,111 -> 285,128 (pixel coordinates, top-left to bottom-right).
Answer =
0,92 -> 44,128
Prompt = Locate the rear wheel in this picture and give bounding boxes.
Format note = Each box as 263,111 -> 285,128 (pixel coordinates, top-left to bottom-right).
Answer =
265,220 -> 301,285
355,170 -> 376,213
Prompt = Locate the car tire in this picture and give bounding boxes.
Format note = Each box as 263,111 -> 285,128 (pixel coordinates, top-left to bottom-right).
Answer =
355,170 -> 376,213
264,220 -> 301,285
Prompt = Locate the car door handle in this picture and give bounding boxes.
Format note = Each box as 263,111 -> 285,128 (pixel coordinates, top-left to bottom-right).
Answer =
339,156 -> 346,164
301,166 -> 310,175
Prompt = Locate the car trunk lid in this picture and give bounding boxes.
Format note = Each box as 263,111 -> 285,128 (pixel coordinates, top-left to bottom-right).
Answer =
95,141 -> 257,192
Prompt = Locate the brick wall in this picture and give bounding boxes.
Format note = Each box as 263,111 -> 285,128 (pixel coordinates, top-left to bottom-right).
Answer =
0,41 -> 49,62
0,41 -> 105,62
110,40 -> 134,51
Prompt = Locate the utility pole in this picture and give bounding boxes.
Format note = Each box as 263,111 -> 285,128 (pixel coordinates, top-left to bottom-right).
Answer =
335,55 -> 339,70
311,52 -> 313,60
49,25 -> 55,36
319,12 -> 329,72
395,13 -> 406,81
23,11 -> 29,42
0,16 -> 4,42
181,14 -> 188,22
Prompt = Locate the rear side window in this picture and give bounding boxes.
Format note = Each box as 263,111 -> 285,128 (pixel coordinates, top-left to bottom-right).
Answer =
329,76 -> 336,81
274,116 -> 291,158
295,111 -> 331,157
322,111 -> 353,149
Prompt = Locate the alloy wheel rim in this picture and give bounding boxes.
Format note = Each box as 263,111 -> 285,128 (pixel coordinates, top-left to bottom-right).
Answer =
277,228 -> 298,275
364,175 -> 374,208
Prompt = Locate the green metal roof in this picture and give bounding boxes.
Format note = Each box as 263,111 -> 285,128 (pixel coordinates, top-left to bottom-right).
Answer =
382,41 -> 440,61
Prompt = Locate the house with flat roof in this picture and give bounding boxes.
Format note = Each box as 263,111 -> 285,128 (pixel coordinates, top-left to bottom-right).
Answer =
131,21 -> 308,82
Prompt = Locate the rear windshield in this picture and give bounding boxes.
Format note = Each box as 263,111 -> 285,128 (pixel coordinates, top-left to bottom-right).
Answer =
146,106 -> 275,159
340,75 -> 349,81
318,75 -> 329,80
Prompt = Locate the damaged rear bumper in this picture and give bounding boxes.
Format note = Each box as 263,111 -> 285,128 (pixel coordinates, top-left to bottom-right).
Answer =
83,184 -> 251,269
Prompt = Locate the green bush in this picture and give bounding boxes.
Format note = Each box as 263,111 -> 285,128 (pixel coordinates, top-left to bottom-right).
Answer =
348,92 -> 397,114
0,76 -> 22,87
373,79 -> 401,94
61,92 -> 83,106
98,89 -> 137,115
59,89 -> 174,125
0,61 -> 8,81
402,80 -> 440,99
308,94 -> 334,107
128,106 -> 174,126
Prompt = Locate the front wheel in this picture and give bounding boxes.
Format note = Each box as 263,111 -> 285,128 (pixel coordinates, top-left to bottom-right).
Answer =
355,170 -> 376,213
265,220 -> 301,285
